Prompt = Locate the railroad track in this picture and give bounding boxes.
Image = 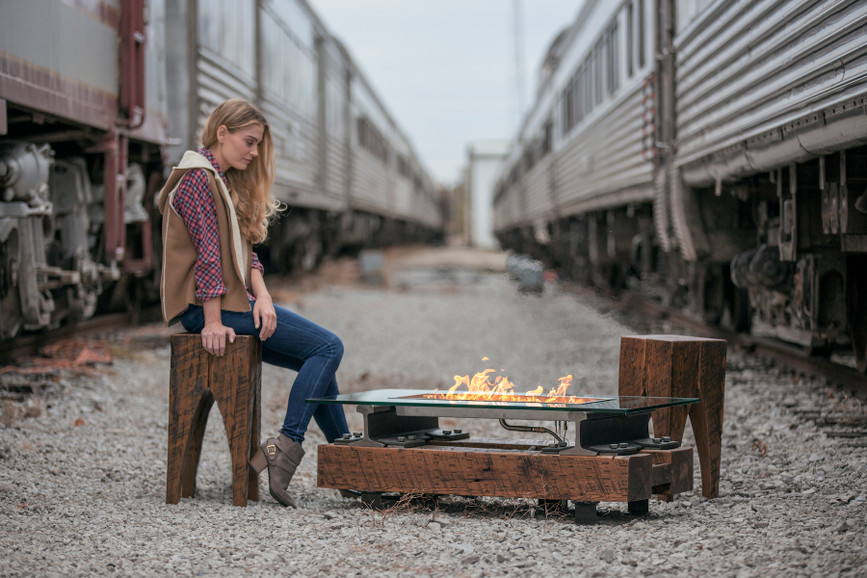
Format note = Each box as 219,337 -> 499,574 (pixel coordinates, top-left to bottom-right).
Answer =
573,286 -> 867,444
0,307 -> 162,365
613,291 -> 867,393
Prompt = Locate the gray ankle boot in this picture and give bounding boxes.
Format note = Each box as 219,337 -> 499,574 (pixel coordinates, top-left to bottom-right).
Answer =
250,434 -> 305,508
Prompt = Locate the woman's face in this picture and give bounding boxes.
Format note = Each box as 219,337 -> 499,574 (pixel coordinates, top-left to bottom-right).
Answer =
215,123 -> 264,172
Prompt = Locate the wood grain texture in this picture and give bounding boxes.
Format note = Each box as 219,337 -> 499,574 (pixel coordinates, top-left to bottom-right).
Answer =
318,444 -> 652,502
618,335 -> 726,498
644,447 -> 693,495
166,334 -> 262,506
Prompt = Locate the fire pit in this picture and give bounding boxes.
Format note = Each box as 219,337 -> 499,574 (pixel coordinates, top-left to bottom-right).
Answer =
309,388 -> 699,522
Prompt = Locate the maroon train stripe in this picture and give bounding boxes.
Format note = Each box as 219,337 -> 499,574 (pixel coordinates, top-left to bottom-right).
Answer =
0,52 -> 117,130
59,0 -> 122,31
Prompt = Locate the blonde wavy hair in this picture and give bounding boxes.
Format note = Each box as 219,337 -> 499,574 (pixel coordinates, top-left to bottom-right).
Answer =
201,98 -> 281,243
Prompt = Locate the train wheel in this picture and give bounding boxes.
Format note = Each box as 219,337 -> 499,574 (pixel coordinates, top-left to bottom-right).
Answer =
124,276 -> 144,326
0,232 -> 23,339
721,285 -> 751,333
848,257 -> 867,373
694,262 -> 724,325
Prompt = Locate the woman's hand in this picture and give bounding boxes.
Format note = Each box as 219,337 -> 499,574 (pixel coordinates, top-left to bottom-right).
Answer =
253,292 -> 277,340
201,320 -> 235,356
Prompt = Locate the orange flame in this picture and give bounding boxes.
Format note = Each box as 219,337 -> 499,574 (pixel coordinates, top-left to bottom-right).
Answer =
426,359 -> 594,405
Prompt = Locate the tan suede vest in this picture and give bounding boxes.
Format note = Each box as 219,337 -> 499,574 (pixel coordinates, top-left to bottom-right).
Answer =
158,151 -> 253,325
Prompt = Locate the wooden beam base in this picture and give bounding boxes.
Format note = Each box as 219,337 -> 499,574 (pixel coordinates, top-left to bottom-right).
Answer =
318,442 -> 692,506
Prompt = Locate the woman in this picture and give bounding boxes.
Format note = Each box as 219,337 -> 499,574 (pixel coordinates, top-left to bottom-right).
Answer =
158,98 -> 349,508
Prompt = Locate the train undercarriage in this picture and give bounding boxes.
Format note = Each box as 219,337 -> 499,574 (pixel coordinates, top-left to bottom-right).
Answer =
259,207 -> 443,276
0,130 -> 162,340
1,130 -> 441,341
497,144 -> 867,372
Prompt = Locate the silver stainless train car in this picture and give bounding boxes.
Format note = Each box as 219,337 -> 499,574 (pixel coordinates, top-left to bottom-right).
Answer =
494,0 -> 867,371
0,0 -> 442,340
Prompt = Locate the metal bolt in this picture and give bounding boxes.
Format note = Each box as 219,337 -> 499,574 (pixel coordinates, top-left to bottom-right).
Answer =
662,436 -> 671,442
609,443 -> 619,449
353,432 -> 362,437
397,436 -> 406,442
653,438 -> 661,444
342,433 -> 351,439
618,442 -> 628,448
408,435 -> 417,440
454,429 -> 462,434
442,430 -> 452,435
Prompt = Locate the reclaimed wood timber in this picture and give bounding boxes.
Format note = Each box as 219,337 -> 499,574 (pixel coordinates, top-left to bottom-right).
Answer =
167,339 -> 211,502
652,463 -> 671,487
211,336 -> 262,506
167,334 -> 262,507
644,447 -> 693,496
318,444 -> 652,502
619,335 -> 726,498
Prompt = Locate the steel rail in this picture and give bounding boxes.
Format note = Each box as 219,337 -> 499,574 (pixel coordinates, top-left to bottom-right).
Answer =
0,307 -> 161,364
609,290 -> 867,395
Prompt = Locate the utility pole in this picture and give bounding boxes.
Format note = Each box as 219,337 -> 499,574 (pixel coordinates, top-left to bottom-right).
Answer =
512,0 -> 525,123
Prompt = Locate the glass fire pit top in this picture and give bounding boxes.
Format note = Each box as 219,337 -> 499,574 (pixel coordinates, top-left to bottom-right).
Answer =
308,388 -> 698,414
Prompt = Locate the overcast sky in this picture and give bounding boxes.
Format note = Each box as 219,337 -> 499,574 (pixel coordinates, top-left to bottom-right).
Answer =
307,0 -> 583,185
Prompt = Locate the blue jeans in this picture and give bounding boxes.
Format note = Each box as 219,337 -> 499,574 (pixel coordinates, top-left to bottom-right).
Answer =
179,303 -> 349,446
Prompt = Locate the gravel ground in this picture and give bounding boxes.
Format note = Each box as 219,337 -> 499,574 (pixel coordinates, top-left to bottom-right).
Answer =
1,246 -> 865,577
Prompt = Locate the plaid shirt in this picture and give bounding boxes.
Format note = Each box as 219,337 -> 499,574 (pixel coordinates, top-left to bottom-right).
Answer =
171,148 -> 263,302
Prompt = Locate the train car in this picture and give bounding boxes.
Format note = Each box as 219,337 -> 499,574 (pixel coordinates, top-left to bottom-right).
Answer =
0,0 -> 442,340
494,0 -> 867,371
495,0 -> 659,288
0,0 -> 166,339
346,69 -> 440,248
164,0 -> 440,272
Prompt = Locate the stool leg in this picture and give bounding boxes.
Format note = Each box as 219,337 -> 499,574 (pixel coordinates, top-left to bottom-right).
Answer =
690,341 -> 726,498
181,396 -> 214,498
167,392 -> 212,503
248,370 -> 261,502
167,337 -> 210,504
211,338 -> 260,507
166,396 -> 193,504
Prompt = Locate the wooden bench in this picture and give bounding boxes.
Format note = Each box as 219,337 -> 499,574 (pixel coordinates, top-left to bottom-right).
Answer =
166,334 -> 262,506
618,335 -> 727,498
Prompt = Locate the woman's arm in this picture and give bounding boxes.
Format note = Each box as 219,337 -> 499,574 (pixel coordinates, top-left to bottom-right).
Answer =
249,268 -> 277,340
173,169 -> 234,355
201,296 -> 235,356
172,169 -> 227,302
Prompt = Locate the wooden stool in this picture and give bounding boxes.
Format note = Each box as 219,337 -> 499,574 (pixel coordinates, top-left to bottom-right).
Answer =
618,335 -> 726,499
166,334 -> 262,506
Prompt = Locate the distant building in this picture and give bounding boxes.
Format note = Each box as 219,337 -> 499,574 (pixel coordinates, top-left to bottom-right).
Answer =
447,171 -> 469,243
466,140 -> 511,249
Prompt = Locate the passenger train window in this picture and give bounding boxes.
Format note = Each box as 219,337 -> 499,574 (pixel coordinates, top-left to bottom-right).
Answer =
627,2 -> 634,78
542,122 -> 552,156
608,23 -> 619,95
595,43 -> 602,107
638,0 -> 645,69
558,10 -> 623,137
357,116 -> 389,164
